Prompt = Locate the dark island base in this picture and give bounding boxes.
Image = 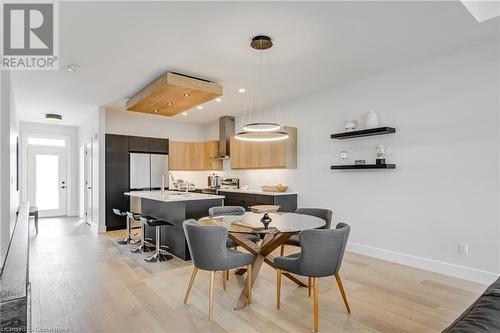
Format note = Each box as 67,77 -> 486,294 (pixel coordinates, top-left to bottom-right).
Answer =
141,198 -> 224,261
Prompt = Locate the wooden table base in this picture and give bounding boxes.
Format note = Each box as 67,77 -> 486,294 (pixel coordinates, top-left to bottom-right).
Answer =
229,232 -> 309,310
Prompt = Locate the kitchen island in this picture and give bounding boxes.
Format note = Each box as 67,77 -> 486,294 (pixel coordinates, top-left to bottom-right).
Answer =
125,191 -> 224,260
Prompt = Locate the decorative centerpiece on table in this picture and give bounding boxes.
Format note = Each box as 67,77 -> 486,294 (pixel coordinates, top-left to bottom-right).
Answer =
249,205 -> 281,229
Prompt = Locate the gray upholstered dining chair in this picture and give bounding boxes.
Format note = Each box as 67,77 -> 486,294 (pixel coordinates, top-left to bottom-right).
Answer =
183,219 -> 255,320
209,206 -> 261,249
274,223 -> 350,333
280,208 -> 333,256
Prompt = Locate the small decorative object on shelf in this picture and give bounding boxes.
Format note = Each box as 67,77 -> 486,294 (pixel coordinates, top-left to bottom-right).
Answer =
260,213 -> 272,229
340,150 -> 349,164
355,160 -> 366,165
344,119 -> 357,131
365,110 -> 379,128
376,144 -> 386,165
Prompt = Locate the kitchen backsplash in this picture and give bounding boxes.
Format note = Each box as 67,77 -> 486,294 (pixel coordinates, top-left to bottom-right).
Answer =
169,166 -> 298,191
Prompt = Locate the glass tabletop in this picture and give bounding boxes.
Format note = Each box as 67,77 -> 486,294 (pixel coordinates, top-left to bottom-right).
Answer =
198,212 -> 326,234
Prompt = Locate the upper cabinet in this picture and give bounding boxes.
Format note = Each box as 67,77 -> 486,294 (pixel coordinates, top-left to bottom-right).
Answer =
169,140 -> 222,171
230,126 -> 297,169
149,138 -> 169,154
129,136 -> 169,154
128,136 -> 149,153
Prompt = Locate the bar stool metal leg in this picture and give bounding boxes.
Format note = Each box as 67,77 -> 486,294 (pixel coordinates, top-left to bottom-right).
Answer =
130,218 -> 151,253
116,215 -> 134,245
144,226 -> 173,262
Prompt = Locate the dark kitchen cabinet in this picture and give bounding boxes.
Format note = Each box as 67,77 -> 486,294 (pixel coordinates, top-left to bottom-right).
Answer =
128,136 -> 149,153
105,133 -> 169,230
105,134 -> 130,230
105,167 -> 130,230
105,134 -> 129,168
219,191 -> 297,212
149,138 -> 169,154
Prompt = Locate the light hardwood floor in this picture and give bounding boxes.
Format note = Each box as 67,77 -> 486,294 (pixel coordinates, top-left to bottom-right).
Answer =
30,217 -> 485,333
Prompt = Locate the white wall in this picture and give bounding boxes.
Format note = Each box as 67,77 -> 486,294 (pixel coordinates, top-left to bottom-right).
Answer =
105,108 -> 211,188
78,108 -> 106,232
19,122 -> 79,216
223,42 -> 500,283
0,71 -> 20,267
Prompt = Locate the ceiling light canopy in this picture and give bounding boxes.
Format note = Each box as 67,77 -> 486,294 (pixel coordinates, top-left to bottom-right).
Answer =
235,35 -> 288,142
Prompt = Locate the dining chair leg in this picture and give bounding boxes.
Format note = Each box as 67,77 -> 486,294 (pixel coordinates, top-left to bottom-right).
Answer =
280,244 -> 285,256
308,277 -> 312,297
222,271 -> 227,291
276,268 -> 282,310
226,270 -> 229,281
313,277 -> 319,332
184,267 -> 198,304
209,271 -> 215,320
335,272 -> 351,314
247,264 -> 252,304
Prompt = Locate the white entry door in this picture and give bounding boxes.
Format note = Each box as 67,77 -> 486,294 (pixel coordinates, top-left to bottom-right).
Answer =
84,141 -> 93,224
28,147 -> 67,217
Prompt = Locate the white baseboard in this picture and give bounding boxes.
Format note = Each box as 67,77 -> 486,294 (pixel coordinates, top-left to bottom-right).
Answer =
97,224 -> 107,233
347,242 -> 498,285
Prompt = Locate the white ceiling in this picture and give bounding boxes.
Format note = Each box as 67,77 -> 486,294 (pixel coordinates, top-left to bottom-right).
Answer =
12,1 -> 500,126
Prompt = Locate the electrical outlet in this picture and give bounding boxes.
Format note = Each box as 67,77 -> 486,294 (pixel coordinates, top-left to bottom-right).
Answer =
458,242 -> 469,256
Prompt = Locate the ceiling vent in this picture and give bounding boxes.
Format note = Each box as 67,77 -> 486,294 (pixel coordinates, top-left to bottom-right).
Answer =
45,113 -> 62,121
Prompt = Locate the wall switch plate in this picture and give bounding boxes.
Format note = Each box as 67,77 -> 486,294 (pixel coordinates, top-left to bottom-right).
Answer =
458,242 -> 469,256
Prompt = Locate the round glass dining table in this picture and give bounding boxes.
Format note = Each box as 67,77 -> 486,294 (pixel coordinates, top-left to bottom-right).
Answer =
198,212 -> 325,310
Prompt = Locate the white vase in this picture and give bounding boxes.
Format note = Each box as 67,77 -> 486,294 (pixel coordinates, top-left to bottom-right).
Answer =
365,110 -> 379,128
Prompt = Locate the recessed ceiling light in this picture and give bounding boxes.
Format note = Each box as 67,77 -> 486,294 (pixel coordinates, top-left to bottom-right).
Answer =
197,106 -> 203,110
181,112 -> 188,116
238,88 -> 246,93
45,113 -> 62,121
215,98 -> 222,102
66,64 -> 80,73
184,93 -> 190,97
167,102 -> 173,106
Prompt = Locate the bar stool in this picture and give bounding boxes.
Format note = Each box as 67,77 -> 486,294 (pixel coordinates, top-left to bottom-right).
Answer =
112,209 -> 130,245
143,216 -> 174,262
130,215 -> 155,253
112,209 -> 138,245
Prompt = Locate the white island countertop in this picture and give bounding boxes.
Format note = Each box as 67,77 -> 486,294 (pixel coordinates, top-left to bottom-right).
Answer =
217,188 -> 297,196
125,190 -> 225,203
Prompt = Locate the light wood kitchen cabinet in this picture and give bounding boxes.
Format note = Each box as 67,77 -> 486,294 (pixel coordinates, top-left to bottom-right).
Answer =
169,140 -> 222,171
230,126 -> 297,169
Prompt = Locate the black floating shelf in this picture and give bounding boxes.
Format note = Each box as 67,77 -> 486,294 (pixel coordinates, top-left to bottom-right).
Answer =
331,127 -> 396,139
331,164 -> 396,170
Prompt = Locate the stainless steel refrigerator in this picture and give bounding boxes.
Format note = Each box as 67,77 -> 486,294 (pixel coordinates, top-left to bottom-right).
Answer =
130,153 -> 169,191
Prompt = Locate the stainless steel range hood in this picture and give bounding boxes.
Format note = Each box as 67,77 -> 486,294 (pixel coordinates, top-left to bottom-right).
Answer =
213,116 -> 235,159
